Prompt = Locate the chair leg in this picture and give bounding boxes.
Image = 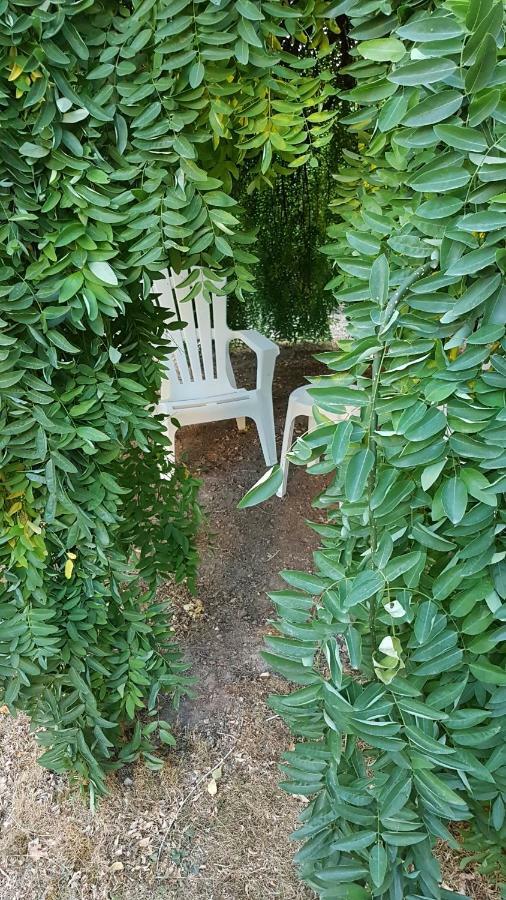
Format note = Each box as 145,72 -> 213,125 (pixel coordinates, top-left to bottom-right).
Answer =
255,399 -> 277,468
277,403 -> 297,498
226,353 -> 247,431
162,420 -> 177,479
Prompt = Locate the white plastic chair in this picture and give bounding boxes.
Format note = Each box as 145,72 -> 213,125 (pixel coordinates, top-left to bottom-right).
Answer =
277,385 -> 356,498
154,269 -> 279,466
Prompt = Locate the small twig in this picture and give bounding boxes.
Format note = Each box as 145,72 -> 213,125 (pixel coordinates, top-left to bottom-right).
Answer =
156,733 -> 240,868
266,549 -> 280,561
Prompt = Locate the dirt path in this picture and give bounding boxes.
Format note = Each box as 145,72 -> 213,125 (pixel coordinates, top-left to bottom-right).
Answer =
166,343 -> 330,732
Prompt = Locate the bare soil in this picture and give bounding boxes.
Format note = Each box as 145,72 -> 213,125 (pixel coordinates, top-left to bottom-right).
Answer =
0,344 -> 501,900
162,342 -> 333,732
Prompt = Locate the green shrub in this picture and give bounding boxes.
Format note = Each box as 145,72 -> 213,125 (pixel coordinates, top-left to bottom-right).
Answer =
256,0 -> 506,896
0,0 -> 337,798
230,136 -> 346,342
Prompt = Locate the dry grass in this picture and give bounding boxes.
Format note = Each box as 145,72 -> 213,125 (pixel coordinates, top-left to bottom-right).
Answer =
0,683 -> 315,900
1,704 -> 502,900
437,838 -> 503,900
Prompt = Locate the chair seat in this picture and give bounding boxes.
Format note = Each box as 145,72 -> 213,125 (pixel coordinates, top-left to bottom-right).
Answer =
160,387 -> 252,412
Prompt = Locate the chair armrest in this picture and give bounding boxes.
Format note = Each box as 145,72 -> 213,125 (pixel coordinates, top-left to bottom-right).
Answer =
230,329 -> 279,355
230,330 -> 279,392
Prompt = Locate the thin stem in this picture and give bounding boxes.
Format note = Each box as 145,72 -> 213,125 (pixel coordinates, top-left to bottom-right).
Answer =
381,260 -> 435,331
368,259 -> 436,654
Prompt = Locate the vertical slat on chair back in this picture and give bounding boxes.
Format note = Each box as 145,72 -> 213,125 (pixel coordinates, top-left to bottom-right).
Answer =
171,270 -> 204,388
211,287 -> 230,383
152,268 -> 232,400
152,271 -> 192,387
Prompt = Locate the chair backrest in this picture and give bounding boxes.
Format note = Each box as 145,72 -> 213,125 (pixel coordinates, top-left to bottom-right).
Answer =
152,268 -> 234,401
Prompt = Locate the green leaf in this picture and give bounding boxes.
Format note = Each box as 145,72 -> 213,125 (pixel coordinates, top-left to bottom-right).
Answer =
345,448 -> 374,502
383,831 -> 428,846
468,87 -> 501,127
465,33 -> 497,94
0,370 -> 24,389
440,274 -> 500,323
331,831 -> 376,852
404,407 -> 446,442
59,272 -> 84,301
441,476 -> 468,524
433,123 -> 488,152
346,569 -> 384,607
19,141 -> 50,158
469,657 -> 506,685
88,261 -> 118,285
87,63 -> 114,79
421,458 -> 447,490
378,92 -> 411,132
76,426 -> 111,442
331,420 -> 353,465
47,331 -> 80,353
402,91 -> 463,127
389,58 -> 456,86
189,61 -> 205,88
369,842 -> 388,888
313,866 -> 369,885
280,570 -> 329,593
412,521 -> 456,552
397,697 -> 448,720
308,385 -> 369,412
456,210 -> 505,233
408,165 -> 470,192
114,113 -> 128,154
235,0 -> 265,19
466,0 -> 494,30
54,223 -> 85,246
237,465 -> 283,508
357,38 -> 406,62
370,254 -> 389,307
414,601 -> 437,644
446,246 -> 497,276
414,769 -> 468,809
237,17 -> 263,47
396,13 -> 465,42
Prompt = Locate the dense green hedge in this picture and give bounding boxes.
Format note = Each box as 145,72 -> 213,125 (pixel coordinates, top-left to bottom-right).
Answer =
0,0 -> 337,798
244,0 -> 506,895
230,134 -> 346,342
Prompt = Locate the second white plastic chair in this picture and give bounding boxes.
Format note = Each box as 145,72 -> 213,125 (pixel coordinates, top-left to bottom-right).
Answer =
277,385 -> 356,497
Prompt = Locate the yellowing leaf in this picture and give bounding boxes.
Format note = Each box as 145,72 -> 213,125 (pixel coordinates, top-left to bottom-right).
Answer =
65,558 -> 74,579
8,63 -> 23,81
